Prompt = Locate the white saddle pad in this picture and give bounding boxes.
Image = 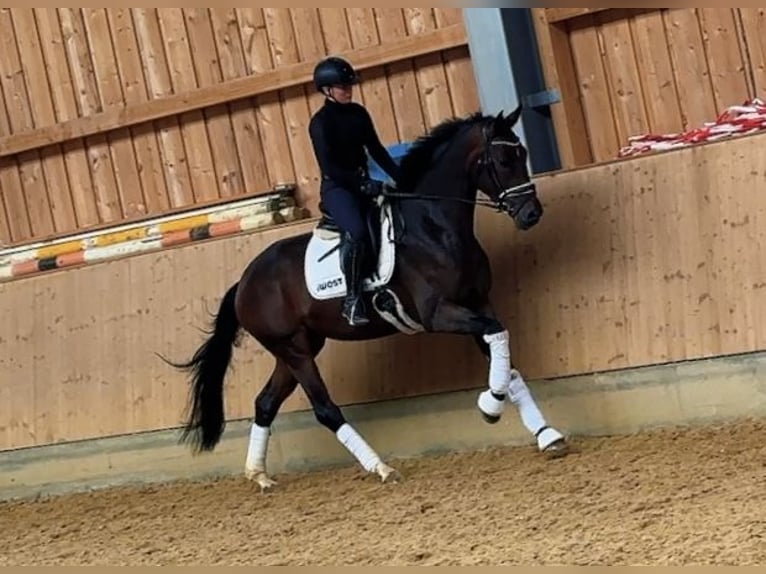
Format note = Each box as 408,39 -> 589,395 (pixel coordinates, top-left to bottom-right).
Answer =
304,203 -> 396,300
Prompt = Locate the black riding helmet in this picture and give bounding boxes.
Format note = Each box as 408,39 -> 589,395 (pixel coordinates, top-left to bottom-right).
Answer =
313,56 -> 359,92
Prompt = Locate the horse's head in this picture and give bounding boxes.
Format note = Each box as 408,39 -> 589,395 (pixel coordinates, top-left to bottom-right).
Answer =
472,106 -> 542,231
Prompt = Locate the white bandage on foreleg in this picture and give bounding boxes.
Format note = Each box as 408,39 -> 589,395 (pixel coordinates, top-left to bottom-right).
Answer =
507,369 -> 547,435
478,389 -> 505,418
245,423 -> 270,474
483,330 -> 512,394
336,423 -> 382,473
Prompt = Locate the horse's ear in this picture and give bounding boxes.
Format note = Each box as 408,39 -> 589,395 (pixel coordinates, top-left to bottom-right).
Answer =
490,110 -> 505,135
507,104 -> 523,127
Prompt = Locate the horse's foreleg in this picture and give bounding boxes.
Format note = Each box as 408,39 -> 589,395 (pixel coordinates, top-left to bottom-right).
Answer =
283,331 -> 402,483
478,330 -> 567,456
430,300 -> 568,458
245,359 -> 298,491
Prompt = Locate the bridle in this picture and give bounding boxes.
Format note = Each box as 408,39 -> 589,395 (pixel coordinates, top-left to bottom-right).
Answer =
475,125 -> 537,215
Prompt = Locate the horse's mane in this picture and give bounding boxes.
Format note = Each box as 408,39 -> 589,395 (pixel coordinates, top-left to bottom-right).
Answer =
396,112 -> 489,193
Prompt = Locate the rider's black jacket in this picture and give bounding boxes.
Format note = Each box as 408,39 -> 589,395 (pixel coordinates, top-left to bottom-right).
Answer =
309,98 -> 400,193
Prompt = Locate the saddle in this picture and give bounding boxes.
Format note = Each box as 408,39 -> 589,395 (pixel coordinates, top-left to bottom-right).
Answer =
304,187 -> 400,302
304,186 -> 423,335
315,199 -> 388,278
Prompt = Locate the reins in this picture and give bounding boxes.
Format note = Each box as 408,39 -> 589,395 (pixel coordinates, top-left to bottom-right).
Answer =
377,178 -> 537,215
378,188 -> 503,211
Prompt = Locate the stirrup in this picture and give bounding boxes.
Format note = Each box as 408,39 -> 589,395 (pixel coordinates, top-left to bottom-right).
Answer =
343,297 -> 369,326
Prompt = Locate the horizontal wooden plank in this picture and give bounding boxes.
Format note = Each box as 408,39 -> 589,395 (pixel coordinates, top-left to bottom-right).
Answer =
0,24 -> 468,158
545,8 -> 612,23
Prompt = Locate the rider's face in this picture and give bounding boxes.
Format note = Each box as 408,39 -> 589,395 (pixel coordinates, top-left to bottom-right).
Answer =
328,84 -> 353,104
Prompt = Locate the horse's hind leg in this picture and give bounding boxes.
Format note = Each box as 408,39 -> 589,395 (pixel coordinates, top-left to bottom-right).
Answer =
244,358 -> 298,491
280,328 -> 401,483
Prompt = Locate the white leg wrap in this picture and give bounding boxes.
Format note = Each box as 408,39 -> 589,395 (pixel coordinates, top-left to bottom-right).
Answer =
478,389 -> 505,417
479,331 -> 566,450
483,330 -> 512,394
537,426 -> 565,450
336,423 -> 382,473
507,369 -> 547,435
245,423 -> 270,474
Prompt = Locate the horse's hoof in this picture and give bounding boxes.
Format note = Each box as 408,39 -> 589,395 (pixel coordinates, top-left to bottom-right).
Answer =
477,390 -> 505,424
543,439 -> 570,459
480,411 -> 501,425
257,476 -> 278,491
376,462 -> 403,483
246,469 -> 278,492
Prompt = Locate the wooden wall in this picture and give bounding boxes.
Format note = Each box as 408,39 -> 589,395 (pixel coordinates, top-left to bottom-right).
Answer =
2,129 -> 765,452
533,8 -> 766,168
0,8 -> 479,246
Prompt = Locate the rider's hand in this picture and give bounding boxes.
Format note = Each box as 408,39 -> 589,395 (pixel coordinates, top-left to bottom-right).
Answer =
360,179 -> 385,197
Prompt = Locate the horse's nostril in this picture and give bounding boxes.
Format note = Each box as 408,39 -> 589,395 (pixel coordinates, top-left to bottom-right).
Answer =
518,200 -> 542,228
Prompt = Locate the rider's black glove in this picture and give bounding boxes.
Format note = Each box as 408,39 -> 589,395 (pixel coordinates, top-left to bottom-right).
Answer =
359,179 -> 385,197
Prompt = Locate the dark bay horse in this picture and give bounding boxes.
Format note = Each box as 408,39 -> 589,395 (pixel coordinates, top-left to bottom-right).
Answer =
167,105 -> 568,490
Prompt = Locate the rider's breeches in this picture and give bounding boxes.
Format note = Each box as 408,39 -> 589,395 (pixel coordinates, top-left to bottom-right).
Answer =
320,182 -> 367,242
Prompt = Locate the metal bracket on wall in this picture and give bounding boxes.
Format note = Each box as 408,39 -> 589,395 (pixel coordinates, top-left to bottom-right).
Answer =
522,88 -> 561,109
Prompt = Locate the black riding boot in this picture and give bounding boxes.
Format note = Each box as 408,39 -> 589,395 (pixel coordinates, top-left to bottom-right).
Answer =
340,234 -> 370,326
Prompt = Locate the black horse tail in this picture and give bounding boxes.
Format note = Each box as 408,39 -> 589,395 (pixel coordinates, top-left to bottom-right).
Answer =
165,282 -> 241,453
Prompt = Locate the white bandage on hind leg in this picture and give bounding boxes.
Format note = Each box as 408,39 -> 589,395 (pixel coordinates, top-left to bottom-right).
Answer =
507,369 -> 547,435
483,330 -> 512,394
336,423 -> 382,473
245,423 -> 270,474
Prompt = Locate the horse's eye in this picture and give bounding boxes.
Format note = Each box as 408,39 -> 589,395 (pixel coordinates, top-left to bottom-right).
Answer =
497,153 -> 514,167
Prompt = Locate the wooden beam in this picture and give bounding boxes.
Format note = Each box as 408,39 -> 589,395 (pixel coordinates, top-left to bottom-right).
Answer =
544,8 -> 611,23
532,9 -> 593,169
0,24 -> 467,158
